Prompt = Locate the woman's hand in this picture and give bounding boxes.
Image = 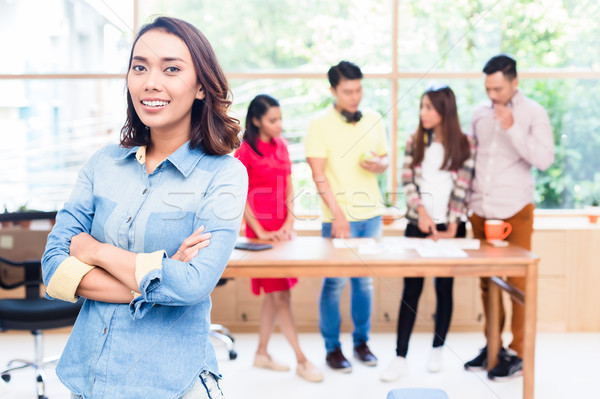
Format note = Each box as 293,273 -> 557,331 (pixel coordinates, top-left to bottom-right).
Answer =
437,222 -> 458,239
172,226 -> 212,262
275,220 -> 295,241
70,232 -> 103,265
257,230 -> 285,242
417,206 -> 438,240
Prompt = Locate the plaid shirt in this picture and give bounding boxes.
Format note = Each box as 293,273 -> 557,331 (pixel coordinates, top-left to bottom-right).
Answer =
401,133 -> 476,225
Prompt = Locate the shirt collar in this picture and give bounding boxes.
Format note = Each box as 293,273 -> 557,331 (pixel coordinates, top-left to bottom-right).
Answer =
114,142 -> 206,178
509,89 -> 524,107
166,141 -> 206,177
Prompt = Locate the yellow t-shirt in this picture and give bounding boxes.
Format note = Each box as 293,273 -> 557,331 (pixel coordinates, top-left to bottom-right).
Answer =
305,107 -> 388,222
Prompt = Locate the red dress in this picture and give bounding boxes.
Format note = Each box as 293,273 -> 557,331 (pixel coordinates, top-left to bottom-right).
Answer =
234,137 -> 298,295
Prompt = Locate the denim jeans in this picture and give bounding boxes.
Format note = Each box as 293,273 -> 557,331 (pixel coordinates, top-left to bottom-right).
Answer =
320,216 -> 382,353
71,372 -> 224,399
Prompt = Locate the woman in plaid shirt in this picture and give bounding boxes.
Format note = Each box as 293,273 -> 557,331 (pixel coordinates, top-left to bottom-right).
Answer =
380,85 -> 475,382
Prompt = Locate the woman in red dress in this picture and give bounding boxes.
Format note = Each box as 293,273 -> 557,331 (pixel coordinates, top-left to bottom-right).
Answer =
234,94 -> 323,383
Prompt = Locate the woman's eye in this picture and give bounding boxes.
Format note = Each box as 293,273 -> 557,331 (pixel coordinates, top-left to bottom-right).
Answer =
132,65 -> 145,72
165,66 -> 180,73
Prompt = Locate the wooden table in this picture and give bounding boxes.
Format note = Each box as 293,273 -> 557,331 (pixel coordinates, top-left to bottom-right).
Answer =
225,236 -> 539,399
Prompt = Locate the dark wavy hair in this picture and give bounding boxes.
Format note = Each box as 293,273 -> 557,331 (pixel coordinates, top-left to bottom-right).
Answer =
410,86 -> 470,171
243,94 -> 280,157
120,16 -> 240,155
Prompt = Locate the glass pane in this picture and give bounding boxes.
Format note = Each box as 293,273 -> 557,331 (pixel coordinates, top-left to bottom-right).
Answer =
0,0 -> 133,74
396,78 -> 599,210
397,0 -> 600,70
138,0 -> 392,72
229,78 -> 392,214
0,79 -> 126,212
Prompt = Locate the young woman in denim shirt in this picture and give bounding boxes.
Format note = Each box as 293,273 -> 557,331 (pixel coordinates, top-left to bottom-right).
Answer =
42,17 -> 247,398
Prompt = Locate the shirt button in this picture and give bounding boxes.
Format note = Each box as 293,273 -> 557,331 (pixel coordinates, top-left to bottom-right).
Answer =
127,217 -> 132,223
103,328 -> 107,335
142,188 -> 148,194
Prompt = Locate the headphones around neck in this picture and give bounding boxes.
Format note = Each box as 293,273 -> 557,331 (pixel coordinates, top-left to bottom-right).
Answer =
340,109 -> 363,123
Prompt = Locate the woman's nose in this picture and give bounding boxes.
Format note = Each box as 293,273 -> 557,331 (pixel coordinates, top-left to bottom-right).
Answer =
143,70 -> 162,91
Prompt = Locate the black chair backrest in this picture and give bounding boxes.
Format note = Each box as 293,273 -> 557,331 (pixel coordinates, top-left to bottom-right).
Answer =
0,257 -> 44,299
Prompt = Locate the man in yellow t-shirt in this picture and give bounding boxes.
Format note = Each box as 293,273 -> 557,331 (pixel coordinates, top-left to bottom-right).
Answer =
305,60 -> 389,373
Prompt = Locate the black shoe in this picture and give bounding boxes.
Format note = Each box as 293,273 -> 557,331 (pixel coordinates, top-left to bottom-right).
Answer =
464,347 -> 488,370
353,342 -> 377,367
487,351 -> 523,381
326,347 -> 352,373
464,347 -> 506,371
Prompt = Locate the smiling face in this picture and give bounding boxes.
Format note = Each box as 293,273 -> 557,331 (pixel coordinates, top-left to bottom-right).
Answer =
127,29 -> 204,138
331,78 -> 363,113
420,94 -> 443,131
253,106 -> 282,141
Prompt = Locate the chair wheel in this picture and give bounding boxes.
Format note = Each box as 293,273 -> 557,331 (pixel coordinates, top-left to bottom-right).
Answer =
1,373 -> 10,383
229,350 -> 238,360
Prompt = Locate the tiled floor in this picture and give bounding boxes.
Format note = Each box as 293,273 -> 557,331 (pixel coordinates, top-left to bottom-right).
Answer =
1,331 -> 597,399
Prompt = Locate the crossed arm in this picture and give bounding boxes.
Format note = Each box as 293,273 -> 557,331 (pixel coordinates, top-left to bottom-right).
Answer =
70,227 -> 211,303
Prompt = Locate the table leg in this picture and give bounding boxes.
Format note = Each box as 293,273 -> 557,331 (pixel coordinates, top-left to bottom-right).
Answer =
523,262 -> 538,399
487,278 -> 501,370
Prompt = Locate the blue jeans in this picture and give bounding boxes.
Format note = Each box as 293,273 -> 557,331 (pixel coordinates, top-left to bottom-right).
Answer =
320,215 -> 382,353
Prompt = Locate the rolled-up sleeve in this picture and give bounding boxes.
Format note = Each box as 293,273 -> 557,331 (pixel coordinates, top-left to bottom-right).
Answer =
42,149 -> 102,301
129,158 -> 248,319
45,257 -> 95,302
134,250 -> 167,287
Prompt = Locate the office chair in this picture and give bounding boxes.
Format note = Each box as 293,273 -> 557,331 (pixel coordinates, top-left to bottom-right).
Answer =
210,279 -> 237,360
0,256 -> 83,399
387,388 -> 449,399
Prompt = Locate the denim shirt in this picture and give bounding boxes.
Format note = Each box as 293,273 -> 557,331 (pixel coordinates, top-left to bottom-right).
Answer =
41,142 -> 248,399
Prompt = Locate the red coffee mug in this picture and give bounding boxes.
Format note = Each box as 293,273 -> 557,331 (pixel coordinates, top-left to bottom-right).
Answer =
484,220 -> 512,240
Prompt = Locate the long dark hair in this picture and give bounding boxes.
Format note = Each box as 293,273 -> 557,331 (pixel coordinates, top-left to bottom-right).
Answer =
410,86 -> 470,171
120,16 -> 240,155
243,94 -> 280,157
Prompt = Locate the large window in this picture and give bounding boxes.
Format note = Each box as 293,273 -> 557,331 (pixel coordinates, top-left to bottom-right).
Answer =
1,0 -> 599,213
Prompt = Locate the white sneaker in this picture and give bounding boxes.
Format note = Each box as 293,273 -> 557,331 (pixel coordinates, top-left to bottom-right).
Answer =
427,346 -> 443,373
380,356 -> 409,382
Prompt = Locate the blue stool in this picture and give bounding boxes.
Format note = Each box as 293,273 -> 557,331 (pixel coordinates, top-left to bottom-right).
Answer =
387,388 -> 449,399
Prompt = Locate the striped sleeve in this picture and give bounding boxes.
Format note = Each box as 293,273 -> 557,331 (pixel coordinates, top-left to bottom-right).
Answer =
135,250 -> 167,287
448,135 -> 476,223
45,257 -> 95,303
401,136 -> 422,210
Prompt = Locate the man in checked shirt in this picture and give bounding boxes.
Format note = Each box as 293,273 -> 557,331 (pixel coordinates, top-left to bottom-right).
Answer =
464,54 -> 555,381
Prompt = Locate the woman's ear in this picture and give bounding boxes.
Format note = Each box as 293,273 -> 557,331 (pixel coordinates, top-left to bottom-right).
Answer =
196,86 -> 206,100
252,117 -> 261,128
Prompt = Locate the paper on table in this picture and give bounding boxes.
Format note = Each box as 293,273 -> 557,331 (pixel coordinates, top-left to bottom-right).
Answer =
437,238 -> 481,250
414,241 -> 468,258
358,241 -> 407,255
332,238 -> 377,248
